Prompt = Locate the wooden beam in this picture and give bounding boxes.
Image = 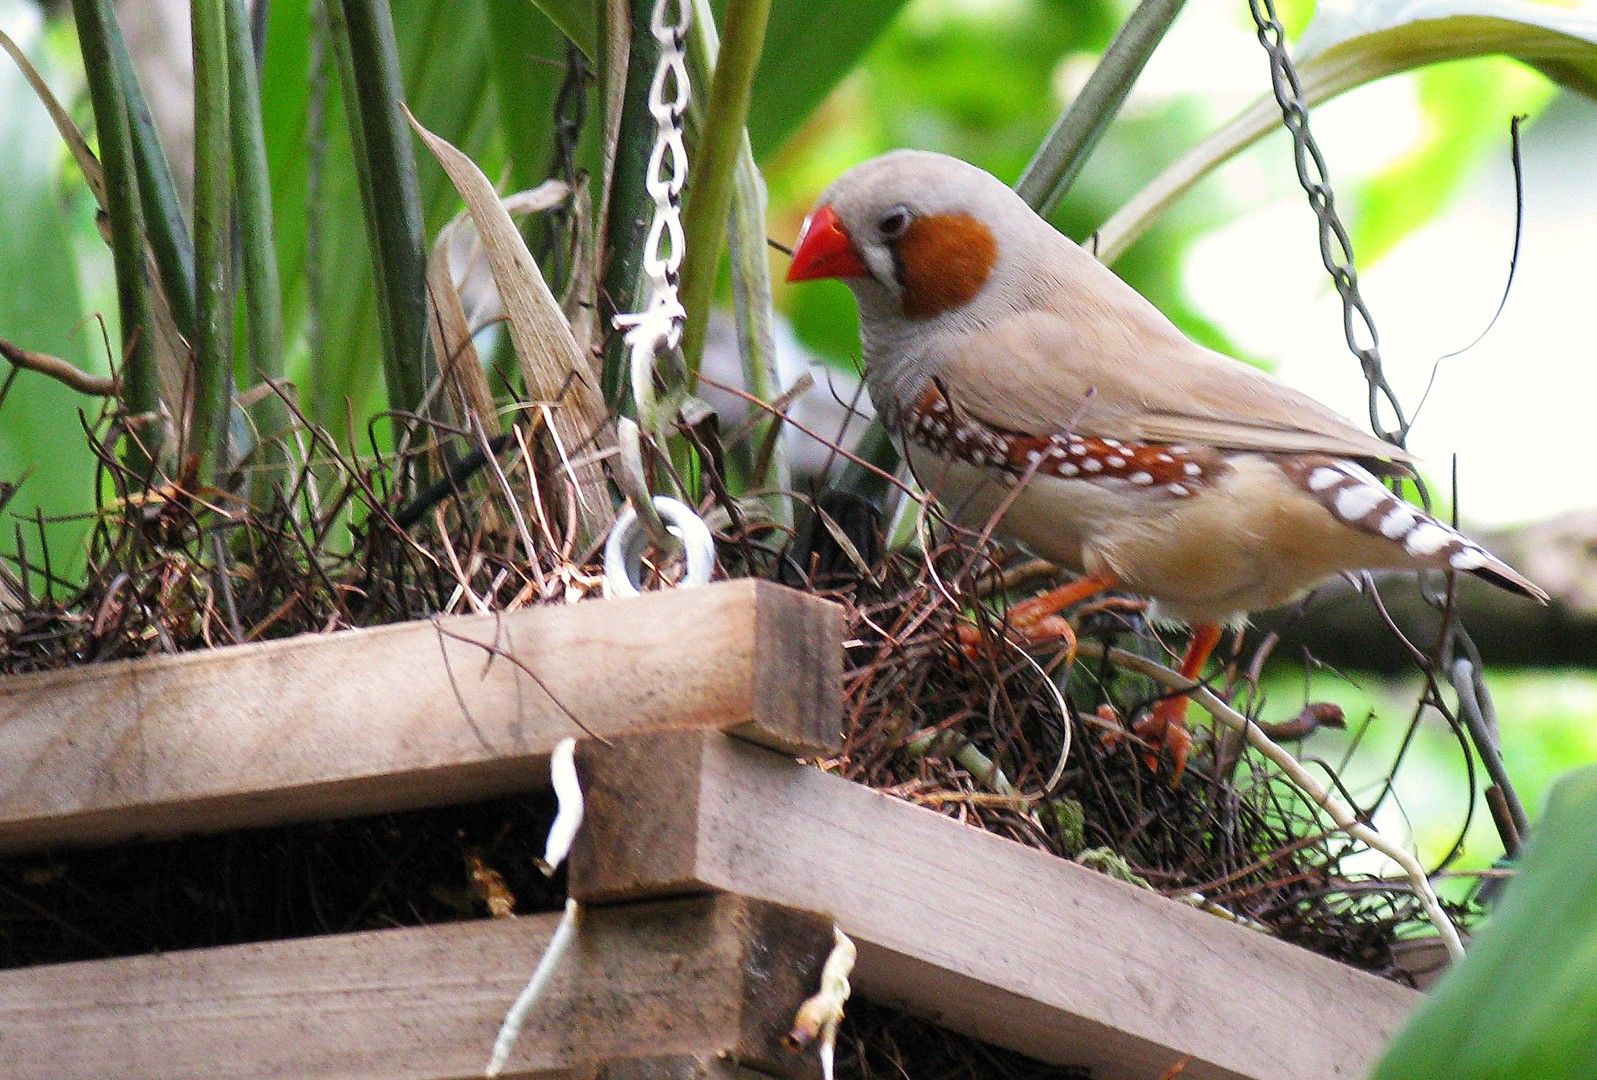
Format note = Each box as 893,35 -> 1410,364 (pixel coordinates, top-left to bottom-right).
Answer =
0,894 -> 831,1080
0,580 -> 841,851
570,731 -> 1422,1080
592,1057 -> 775,1079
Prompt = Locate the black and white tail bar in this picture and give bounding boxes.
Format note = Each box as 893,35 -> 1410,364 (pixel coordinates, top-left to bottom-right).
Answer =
1289,457 -> 1497,574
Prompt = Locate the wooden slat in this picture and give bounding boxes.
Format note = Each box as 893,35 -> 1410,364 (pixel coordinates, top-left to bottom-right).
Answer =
0,894 -> 831,1080
570,731 -> 1422,1080
589,1057 -> 773,1079
0,580 -> 841,851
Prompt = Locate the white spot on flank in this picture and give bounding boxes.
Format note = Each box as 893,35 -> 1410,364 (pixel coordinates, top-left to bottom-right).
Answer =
1451,548 -> 1488,570
1183,462 -> 1201,477
1334,485 -> 1386,522
1105,456 -> 1126,468
1167,483 -> 1189,496
1060,462 -> 1080,476
1155,453 -> 1174,464
1405,522 -> 1452,555
1104,439 -> 1122,449
1026,449 -> 1043,464
1082,457 -> 1103,473
1308,467 -> 1343,492
1129,471 -> 1154,485
1379,505 -> 1417,538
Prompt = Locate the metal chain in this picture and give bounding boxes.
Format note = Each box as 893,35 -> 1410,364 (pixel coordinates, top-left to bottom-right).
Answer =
551,42 -> 590,191
612,0 -> 692,433
539,42 -> 592,287
1246,0 -> 1527,872
1246,0 -> 1409,447
603,0 -> 717,592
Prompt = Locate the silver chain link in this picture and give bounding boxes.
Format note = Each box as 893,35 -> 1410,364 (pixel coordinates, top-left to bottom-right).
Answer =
602,0 -> 718,592
613,0 -> 692,431
1247,0 -> 1409,447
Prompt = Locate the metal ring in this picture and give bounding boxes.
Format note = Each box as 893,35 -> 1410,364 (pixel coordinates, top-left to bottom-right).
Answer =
603,496 -> 715,598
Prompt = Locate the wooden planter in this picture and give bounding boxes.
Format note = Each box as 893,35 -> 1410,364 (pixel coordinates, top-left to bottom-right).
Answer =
0,580 -> 1418,1080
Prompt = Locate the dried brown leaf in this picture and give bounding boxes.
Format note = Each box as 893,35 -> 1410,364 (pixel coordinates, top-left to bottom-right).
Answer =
405,106 -> 614,540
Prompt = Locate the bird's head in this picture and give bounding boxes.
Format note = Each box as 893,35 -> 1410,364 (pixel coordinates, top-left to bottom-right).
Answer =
786,150 -> 1050,324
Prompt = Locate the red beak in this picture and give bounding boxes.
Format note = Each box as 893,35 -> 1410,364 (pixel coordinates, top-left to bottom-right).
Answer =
786,205 -> 867,282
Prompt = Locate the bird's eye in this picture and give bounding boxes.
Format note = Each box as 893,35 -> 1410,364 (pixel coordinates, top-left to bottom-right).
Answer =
877,206 -> 913,240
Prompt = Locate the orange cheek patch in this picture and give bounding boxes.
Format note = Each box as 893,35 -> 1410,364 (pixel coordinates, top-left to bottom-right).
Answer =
898,212 -> 998,319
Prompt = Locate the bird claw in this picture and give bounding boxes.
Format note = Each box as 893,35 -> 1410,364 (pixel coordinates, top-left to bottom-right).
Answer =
1132,703 -> 1192,783
1095,704 -> 1129,749
956,612 -> 1078,662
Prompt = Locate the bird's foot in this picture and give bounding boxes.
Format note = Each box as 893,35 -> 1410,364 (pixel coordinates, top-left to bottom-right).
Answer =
1074,596 -> 1149,622
1132,699 -> 1193,783
956,574 -> 1118,660
1093,703 -> 1130,747
956,612 -> 1078,661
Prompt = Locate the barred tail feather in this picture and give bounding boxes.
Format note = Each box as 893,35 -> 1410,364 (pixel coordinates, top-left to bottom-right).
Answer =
1464,556 -> 1550,605
1285,456 -> 1549,605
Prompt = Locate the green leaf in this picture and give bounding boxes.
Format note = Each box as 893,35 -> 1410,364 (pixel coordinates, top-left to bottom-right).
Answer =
1097,0 -> 1597,264
1370,765 -> 1597,1079
190,0 -> 236,476
0,2 -> 100,578
324,0 -> 431,426
103,7 -> 196,342
1353,57 -> 1552,264
1015,0 -> 1187,217
68,0 -> 162,454
486,0 -> 566,192
679,0 -> 773,372
528,0 -> 596,60
261,0 -> 497,439
1295,0 -> 1597,99
746,0 -> 911,159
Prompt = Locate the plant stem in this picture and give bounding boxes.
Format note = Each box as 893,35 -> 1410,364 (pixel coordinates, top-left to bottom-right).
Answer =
224,0 -> 289,474
676,0 -> 771,375
597,0 -> 656,407
686,0 -> 789,523
69,0 -> 162,469
103,10 -> 195,341
1015,0 -> 1187,217
325,0 -> 432,423
191,0 -> 236,477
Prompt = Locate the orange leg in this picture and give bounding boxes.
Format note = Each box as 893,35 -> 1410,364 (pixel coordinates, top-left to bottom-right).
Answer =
960,573 -> 1120,658
1133,622 -> 1223,779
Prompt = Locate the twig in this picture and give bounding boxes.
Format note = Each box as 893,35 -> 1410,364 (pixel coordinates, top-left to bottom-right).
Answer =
1450,657 -> 1529,854
0,336 -> 117,396
1076,640 -> 1466,960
